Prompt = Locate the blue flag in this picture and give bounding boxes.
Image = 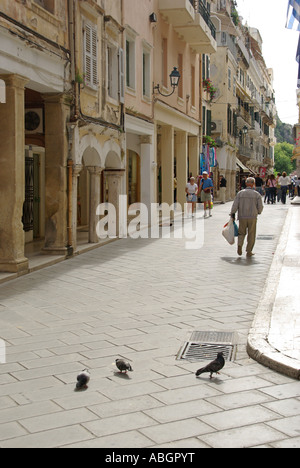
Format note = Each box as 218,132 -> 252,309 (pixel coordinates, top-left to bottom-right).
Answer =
286,0 -> 300,30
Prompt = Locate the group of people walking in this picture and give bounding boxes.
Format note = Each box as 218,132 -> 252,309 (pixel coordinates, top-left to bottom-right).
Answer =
185,172 -> 214,218
184,169 -> 297,259
252,172 -> 299,205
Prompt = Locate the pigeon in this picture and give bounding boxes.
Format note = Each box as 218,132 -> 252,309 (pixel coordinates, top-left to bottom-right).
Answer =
115,359 -> 133,373
195,352 -> 225,380
76,369 -> 91,390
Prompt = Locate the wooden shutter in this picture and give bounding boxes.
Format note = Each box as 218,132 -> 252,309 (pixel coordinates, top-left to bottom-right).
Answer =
119,48 -> 125,103
84,23 -> 98,88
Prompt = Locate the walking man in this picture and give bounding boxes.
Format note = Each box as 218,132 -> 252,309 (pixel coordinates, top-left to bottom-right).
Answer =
219,175 -> 227,204
230,177 -> 264,258
200,172 -> 214,218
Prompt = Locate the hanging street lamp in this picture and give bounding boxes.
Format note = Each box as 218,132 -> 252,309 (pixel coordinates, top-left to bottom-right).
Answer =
153,67 -> 181,98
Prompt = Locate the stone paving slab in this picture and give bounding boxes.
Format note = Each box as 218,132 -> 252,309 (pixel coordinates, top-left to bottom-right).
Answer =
0,202 -> 299,448
248,206 -> 300,379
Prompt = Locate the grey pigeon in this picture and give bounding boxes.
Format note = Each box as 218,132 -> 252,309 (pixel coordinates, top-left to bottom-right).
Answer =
115,359 -> 133,373
76,369 -> 91,390
195,352 -> 225,379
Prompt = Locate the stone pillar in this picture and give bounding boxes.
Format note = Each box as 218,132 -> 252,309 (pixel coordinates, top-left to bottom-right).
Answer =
176,131 -> 188,210
161,126 -> 174,206
189,135 -> 200,178
87,167 -> 102,244
0,74 -> 29,273
72,165 -> 83,251
43,94 -> 70,255
140,135 -> 155,214
106,171 -> 125,238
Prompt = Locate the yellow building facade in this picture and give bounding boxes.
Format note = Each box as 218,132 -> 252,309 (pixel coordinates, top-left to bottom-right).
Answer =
0,0 -> 70,273
0,0 -> 126,274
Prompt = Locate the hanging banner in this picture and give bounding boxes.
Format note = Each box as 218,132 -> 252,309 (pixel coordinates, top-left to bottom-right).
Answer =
259,167 -> 267,178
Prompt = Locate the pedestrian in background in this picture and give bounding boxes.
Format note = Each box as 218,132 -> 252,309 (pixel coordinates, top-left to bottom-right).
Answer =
294,176 -> 300,197
278,172 -> 291,204
185,177 -> 198,217
264,176 -> 270,204
200,172 -> 214,218
219,175 -> 227,204
231,177 -> 264,258
268,174 -> 277,205
276,173 -> 282,203
255,173 -> 264,196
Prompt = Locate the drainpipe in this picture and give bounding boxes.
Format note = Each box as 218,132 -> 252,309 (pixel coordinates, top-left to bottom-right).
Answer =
67,0 -> 76,256
67,157 -> 74,256
68,0 -> 79,120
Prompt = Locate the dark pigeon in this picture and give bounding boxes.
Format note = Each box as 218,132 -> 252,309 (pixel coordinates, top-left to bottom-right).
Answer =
115,359 -> 133,373
76,369 -> 91,390
195,352 -> 225,379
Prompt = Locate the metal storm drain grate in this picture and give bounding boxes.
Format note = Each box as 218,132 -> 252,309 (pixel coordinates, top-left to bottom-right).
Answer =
177,331 -> 238,363
257,235 -> 275,241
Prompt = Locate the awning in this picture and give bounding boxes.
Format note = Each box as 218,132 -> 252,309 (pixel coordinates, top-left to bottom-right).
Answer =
236,158 -> 251,173
0,79 -> 6,104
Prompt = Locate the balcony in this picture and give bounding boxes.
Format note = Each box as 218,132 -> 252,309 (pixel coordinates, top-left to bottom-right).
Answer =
249,120 -> 262,137
238,145 -> 253,159
158,0 -> 196,26
158,0 -> 217,54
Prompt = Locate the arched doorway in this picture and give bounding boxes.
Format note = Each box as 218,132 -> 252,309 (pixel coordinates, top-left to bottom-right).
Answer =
77,144 -> 103,245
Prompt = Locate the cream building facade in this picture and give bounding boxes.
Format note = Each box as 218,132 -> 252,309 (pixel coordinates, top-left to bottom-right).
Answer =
68,0 -> 126,249
209,0 -> 276,201
0,0 -> 277,275
123,0 -> 217,214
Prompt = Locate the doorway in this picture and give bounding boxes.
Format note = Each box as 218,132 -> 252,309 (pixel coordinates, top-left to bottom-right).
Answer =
127,150 -> 141,206
23,146 -> 45,243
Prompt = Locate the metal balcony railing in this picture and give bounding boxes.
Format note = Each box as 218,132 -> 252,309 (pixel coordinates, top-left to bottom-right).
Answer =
238,145 -> 253,159
191,0 -> 216,39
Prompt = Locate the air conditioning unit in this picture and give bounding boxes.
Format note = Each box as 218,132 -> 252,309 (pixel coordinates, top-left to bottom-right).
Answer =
211,120 -> 223,134
25,108 -> 44,134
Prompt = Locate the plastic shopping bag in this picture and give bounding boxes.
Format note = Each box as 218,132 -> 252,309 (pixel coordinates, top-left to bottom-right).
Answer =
233,221 -> 239,237
222,218 -> 235,245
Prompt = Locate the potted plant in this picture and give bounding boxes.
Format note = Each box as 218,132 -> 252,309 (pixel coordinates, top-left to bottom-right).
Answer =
203,135 -> 217,147
203,79 -> 218,103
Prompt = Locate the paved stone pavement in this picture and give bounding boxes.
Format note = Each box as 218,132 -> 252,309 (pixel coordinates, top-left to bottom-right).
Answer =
0,202 -> 299,448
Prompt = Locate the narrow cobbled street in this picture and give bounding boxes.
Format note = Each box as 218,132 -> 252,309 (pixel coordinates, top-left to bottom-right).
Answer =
0,203 -> 299,448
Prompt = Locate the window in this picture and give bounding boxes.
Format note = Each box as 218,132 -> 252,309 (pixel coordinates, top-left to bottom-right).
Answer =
107,44 -> 124,103
34,0 -> 55,14
227,105 -> 232,135
228,68 -> 231,90
84,23 -> 98,89
162,39 -> 168,87
119,48 -> 125,103
178,54 -> 183,99
206,109 -> 212,136
191,65 -> 196,107
126,38 -> 136,90
233,76 -> 236,96
202,54 -> 210,80
202,106 -> 206,134
143,49 -> 151,98
107,45 -> 118,100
